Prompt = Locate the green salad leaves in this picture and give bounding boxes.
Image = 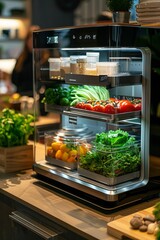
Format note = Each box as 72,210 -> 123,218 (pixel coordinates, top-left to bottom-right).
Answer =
79,129 -> 141,177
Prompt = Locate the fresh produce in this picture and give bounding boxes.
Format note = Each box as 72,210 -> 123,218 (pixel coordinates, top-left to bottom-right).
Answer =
70,85 -> 110,106
46,140 -> 89,163
42,85 -> 75,106
43,85 -> 110,107
78,129 -> 141,177
75,98 -> 142,114
43,85 -> 141,114
118,99 -> 135,113
0,108 -> 34,147
130,214 -> 159,235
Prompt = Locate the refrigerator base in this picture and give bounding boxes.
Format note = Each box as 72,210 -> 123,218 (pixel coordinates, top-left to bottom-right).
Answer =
33,162 -> 160,213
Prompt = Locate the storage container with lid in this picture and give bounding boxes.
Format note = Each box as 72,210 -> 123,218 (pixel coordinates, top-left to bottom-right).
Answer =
60,57 -> 70,79
96,62 -> 119,76
86,52 -> 100,75
45,125 -> 93,170
77,56 -> 87,74
48,58 -> 61,79
78,130 -> 141,185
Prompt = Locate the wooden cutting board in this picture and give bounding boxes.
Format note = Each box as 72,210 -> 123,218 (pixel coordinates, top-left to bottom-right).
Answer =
107,206 -> 156,240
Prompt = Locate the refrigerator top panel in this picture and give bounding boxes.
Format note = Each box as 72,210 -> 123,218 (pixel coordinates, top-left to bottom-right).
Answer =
33,24 -> 160,49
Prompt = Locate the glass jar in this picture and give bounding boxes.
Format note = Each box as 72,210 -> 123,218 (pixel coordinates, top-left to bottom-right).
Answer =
60,57 -> 70,79
77,56 -> 87,74
70,56 -> 79,74
48,58 -> 61,79
86,52 -> 100,75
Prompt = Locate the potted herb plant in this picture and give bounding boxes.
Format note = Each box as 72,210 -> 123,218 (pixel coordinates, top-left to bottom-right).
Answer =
106,0 -> 134,23
0,108 -> 34,173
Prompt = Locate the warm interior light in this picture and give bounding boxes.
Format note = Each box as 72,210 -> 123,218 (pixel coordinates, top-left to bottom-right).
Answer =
0,19 -> 29,38
0,59 -> 16,73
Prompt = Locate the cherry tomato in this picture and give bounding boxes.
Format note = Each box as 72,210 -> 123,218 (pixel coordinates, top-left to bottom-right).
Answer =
131,99 -> 142,111
75,102 -> 85,109
83,103 -> 93,111
134,103 -> 141,111
109,98 -> 119,103
118,100 -> 135,113
92,104 -> 105,113
104,104 -> 115,114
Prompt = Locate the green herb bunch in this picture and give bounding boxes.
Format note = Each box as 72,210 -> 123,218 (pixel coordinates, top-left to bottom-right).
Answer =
0,108 -> 34,147
106,0 -> 133,12
42,85 -> 75,106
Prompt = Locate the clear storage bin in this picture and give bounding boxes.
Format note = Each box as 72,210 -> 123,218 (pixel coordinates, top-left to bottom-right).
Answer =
45,126 -> 93,170
60,57 -> 70,79
77,130 -> 141,185
86,52 -> 99,75
96,62 -> 119,76
48,58 -> 61,79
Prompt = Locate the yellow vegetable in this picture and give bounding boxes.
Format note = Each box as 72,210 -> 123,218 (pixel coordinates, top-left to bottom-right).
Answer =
55,149 -> 63,159
78,145 -> 87,156
52,142 -> 62,151
69,149 -> 77,157
67,156 -> 76,163
61,152 -> 69,161
60,143 -> 70,152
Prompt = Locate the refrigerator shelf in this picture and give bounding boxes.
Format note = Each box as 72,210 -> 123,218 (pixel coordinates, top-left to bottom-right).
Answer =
78,167 -> 140,186
65,107 -> 141,122
45,103 -> 70,112
45,104 -> 141,121
39,71 -> 142,87
65,73 -> 142,87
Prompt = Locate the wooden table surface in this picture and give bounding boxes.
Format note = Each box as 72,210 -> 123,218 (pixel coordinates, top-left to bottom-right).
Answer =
0,143 -> 159,240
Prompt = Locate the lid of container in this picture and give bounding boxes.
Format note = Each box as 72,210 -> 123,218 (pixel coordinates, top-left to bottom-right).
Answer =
48,58 -> 61,62
46,125 -> 94,141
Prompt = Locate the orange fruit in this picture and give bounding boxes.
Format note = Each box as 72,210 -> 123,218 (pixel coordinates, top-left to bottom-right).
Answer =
51,142 -> 62,151
69,149 -> 77,157
61,152 -> 69,161
55,149 -> 63,159
67,156 -> 76,163
60,143 -> 70,152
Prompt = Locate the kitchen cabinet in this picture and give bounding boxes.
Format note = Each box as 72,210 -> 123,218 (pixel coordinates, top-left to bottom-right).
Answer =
0,191 -> 87,240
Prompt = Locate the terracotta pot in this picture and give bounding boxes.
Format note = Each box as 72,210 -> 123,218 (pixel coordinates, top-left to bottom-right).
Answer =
112,11 -> 130,23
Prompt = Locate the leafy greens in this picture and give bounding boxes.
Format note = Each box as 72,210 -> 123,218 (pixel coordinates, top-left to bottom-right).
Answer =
79,129 -> 141,177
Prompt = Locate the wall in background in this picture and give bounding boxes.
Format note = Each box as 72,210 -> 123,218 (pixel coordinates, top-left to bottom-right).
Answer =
31,0 -> 74,28
74,0 -> 107,25
31,0 -> 107,28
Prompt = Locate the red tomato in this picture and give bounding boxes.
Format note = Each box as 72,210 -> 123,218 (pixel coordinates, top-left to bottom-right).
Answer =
83,103 -> 93,111
92,104 -> 105,113
131,99 -> 142,111
75,102 -> 85,109
134,103 -> 141,111
118,100 -> 135,113
104,104 -> 115,114
109,98 -> 119,103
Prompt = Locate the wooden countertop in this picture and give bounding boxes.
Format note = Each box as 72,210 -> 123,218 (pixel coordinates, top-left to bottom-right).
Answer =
0,143 -> 159,240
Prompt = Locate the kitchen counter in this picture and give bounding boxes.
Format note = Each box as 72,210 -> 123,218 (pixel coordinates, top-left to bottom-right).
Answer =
0,171 -> 159,239
0,143 -> 159,239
